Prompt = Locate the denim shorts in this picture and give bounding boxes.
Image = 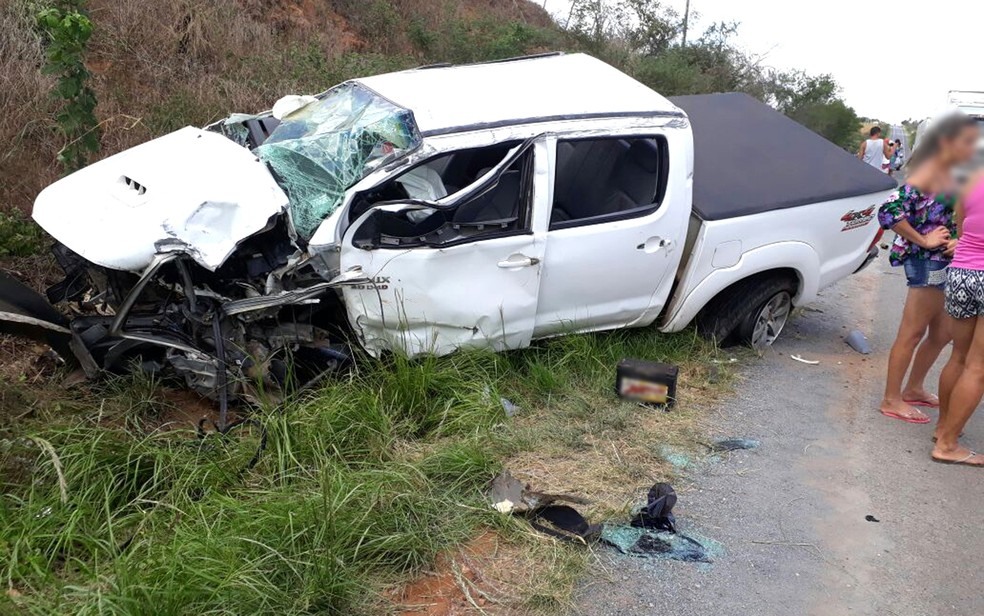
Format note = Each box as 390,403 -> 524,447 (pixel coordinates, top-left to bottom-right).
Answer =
902,258 -> 948,289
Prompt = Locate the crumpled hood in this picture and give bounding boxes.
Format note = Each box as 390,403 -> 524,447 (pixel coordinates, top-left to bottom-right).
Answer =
33,126 -> 290,272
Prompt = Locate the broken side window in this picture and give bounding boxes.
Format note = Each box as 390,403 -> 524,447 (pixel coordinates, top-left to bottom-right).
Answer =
254,83 -> 423,241
350,142 -> 534,249
550,136 -> 668,230
348,141 -> 519,222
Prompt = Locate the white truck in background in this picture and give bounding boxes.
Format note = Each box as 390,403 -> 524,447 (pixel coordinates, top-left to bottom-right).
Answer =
2,53 -> 896,401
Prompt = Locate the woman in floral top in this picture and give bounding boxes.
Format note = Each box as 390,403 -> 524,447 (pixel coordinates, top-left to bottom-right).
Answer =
876,113 -> 979,425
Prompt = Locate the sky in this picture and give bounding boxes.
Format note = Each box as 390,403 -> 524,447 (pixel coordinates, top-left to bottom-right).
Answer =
545,0 -> 984,123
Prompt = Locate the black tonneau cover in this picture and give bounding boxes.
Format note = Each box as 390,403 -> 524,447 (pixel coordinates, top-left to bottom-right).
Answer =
670,92 -> 896,221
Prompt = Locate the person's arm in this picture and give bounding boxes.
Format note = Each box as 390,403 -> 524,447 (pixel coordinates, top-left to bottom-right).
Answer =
892,219 -> 949,249
883,140 -> 894,158
878,188 -> 950,249
858,140 -> 867,160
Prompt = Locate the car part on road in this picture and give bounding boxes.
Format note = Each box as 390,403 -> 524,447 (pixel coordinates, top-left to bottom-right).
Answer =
709,438 -> 760,452
845,329 -> 872,354
790,355 -> 819,365
629,482 -> 677,532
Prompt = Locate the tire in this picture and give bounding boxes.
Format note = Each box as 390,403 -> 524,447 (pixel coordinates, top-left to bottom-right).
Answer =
696,275 -> 796,349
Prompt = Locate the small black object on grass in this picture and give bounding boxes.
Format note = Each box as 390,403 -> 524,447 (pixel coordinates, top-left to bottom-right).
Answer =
865,514 -> 880,523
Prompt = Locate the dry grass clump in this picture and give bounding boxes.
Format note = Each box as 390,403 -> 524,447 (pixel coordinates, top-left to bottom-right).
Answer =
0,2 -> 60,213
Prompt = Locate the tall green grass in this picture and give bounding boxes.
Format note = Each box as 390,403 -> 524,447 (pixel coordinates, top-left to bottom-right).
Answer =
0,328 -> 720,614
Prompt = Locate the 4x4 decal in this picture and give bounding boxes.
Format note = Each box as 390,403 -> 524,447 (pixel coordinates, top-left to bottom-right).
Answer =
840,206 -> 876,231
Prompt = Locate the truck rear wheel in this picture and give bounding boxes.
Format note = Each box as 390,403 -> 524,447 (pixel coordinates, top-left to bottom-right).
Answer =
697,275 -> 796,349
736,287 -> 793,350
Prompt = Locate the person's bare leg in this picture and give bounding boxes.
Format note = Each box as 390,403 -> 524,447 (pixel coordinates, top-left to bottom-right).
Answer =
936,316 -> 975,440
881,287 -> 937,420
903,295 -> 949,404
933,316 -> 984,465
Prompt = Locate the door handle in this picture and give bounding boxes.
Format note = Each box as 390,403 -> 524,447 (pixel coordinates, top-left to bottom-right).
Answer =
637,237 -> 671,253
497,254 -> 540,268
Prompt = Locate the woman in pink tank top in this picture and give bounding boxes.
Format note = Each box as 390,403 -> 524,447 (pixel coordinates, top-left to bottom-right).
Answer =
936,171 -> 984,466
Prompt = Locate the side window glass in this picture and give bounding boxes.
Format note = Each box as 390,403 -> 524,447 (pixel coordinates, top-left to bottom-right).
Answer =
550,137 -> 666,230
351,144 -> 533,249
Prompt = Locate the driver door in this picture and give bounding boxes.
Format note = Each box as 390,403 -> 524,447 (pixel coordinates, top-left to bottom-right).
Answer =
338,138 -> 548,357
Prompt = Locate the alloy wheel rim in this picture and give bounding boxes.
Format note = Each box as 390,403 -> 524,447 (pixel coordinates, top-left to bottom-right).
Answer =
751,291 -> 791,350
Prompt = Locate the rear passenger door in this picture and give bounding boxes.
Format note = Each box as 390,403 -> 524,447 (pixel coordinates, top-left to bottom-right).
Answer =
533,134 -> 689,336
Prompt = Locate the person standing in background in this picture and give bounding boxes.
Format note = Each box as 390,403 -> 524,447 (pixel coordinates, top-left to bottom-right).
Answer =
935,169 -> 984,466
860,126 -> 893,172
876,113 -> 979,424
887,139 -> 905,177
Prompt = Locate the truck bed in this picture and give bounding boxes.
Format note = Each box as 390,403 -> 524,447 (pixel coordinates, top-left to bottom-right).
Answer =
670,93 -> 896,221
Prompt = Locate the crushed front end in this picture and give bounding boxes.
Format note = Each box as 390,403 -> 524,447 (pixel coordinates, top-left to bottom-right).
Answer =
16,82 -> 423,410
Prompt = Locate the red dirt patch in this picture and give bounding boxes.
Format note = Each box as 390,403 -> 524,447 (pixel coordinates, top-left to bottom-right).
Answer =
391,531 -> 505,615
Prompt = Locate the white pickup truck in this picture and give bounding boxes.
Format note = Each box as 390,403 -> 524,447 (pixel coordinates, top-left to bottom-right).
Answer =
6,53 -> 895,397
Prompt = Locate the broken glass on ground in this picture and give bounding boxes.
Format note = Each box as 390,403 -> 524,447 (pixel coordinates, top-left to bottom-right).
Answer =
600,525 -> 717,563
255,83 -> 423,240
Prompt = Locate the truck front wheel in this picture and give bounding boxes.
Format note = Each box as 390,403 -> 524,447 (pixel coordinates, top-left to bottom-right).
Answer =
697,275 -> 796,350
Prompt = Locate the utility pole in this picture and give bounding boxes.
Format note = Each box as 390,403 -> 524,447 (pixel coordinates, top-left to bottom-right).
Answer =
681,0 -> 690,45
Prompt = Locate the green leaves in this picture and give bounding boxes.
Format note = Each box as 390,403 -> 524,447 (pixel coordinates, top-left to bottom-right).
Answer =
36,1 -> 100,173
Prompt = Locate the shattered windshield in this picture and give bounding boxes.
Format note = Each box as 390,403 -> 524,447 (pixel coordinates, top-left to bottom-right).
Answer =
255,83 -> 422,240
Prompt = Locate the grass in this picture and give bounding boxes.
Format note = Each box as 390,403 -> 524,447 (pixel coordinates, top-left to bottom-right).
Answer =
0,326 -> 734,614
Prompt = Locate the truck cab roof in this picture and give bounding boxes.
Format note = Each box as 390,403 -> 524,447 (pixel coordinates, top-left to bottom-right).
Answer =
354,53 -> 683,136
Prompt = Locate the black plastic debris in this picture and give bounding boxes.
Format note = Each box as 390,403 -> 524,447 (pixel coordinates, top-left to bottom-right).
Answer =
630,482 -> 677,532
0,271 -> 74,361
489,470 -> 599,543
616,359 -> 679,408
710,438 -> 761,452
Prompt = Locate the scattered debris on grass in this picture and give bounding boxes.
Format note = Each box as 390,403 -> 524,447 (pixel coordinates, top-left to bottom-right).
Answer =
500,396 -> 520,417
490,470 -> 591,515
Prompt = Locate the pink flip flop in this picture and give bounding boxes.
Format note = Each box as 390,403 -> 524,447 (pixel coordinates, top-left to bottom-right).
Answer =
903,398 -> 940,409
880,409 -> 931,424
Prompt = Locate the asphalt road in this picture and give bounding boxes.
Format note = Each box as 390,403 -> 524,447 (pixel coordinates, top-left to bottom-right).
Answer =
572,255 -> 983,615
